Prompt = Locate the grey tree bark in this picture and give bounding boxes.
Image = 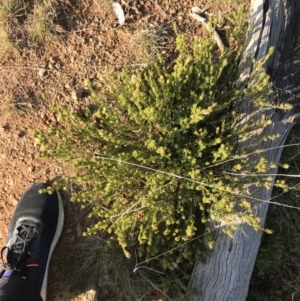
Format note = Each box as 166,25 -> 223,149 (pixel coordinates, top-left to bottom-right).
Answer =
188,0 -> 300,300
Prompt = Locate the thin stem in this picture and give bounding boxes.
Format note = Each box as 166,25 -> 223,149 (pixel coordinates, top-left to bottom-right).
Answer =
224,171 -> 300,178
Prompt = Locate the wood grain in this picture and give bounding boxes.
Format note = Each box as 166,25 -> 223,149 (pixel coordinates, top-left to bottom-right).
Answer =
188,1 -> 300,300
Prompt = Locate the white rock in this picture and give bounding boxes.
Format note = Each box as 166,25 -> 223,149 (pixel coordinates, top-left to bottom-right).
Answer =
112,2 -> 125,25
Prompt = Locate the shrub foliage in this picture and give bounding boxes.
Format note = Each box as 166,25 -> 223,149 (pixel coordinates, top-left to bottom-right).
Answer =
34,35 -> 271,268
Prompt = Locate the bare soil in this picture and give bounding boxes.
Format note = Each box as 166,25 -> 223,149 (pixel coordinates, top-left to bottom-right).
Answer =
0,0 -> 247,300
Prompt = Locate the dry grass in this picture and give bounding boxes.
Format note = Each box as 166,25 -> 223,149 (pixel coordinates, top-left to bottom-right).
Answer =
0,0 -> 26,48
0,25 -> 12,50
52,234 -> 171,301
130,24 -> 172,63
0,0 -> 65,48
71,236 -> 170,301
0,95 -> 32,116
0,0 -> 25,27
27,2 -> 56,42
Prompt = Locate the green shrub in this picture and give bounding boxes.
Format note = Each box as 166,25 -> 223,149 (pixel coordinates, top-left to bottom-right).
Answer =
34,35 -> 271,269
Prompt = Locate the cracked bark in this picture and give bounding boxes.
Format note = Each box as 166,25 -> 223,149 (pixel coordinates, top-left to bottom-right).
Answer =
188,0 -> 300,300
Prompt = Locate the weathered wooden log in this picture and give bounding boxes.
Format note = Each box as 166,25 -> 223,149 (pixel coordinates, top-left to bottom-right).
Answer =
188,0 -> 300,300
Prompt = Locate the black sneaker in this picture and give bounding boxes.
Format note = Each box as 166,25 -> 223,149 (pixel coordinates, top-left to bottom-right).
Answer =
0,183 -> 64,301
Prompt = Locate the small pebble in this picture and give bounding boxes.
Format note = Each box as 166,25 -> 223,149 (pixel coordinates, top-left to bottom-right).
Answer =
38,68 -> 47,77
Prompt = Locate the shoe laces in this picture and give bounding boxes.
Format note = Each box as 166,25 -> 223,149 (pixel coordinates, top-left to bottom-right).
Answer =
1,221 -> 38,271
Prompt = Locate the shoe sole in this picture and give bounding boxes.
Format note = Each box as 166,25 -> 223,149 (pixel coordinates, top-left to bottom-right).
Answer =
40,190 -> 64,301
